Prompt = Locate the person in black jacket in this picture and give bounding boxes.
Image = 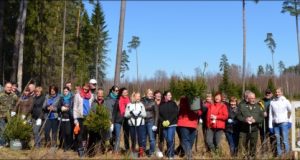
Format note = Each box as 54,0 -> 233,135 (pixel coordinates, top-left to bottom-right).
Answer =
31,86 -> 45,148
159,91 -> 178,159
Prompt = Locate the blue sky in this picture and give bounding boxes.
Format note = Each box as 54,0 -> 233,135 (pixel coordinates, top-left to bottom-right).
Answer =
84,1 -> 297,80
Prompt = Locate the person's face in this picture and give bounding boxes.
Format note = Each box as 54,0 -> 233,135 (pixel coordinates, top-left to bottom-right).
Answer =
35,90 -> 41,96
24,90 -> 30,96
135,93 -> 141,102
63,89 -> 69,96
66,83 -> 72,90
83,86 -> 89,93
12,85 -> 17,92
214,95 -> 221,103
89,83 -> 96,90
29,84 -> 35,93
165,92 -> 172,101
206,96 -> 212,102
248,94 -> 256,105
113,87 -> 119,94
4,83 -> 12,94
222,95 -> 227,102
147,91 -> 153,99
50,89 -> 56,95
155,93 -> 161,101
122,90 -> 128,97
230,101 -> 237,108
265,92 -> 273,99
275,89 -> 282,98
97,90 -> 104,100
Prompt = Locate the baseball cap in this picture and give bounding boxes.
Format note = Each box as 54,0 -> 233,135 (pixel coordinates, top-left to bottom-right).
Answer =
89,79 -> 97,84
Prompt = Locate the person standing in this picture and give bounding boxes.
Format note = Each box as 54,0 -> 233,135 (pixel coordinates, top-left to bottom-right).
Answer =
125,92 -> 147,157
153,90 -> 164,158
112,87 -> 131,153
31,86 -> 45,148
159,91 -> 178,159
0,82 -> 18,147
205,92 -> 228,153
11,82 -> 21,97
73,83 -> 94,157
141,89 -> 158,157
43,85 -> 61,148
12,87 -> 34,119
89,79 -> 97,97
269,87 -> 292,157
177,96 -> 201,160
237,92 -> 264,159
225,96 -> 239,157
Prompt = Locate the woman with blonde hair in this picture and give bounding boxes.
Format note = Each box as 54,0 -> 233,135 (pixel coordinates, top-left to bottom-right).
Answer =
125,92 -> 147,157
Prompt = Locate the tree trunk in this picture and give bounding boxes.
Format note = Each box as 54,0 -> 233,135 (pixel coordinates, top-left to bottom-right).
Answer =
17,0 -> 28,91
136,49 -> 139,91
61,0 -> 67,92
296,14 -> 300,71
242,0 -> 246,94
272,53 -> 275,75
11,1 -> 25,82
95,46 -> 99,88
114,0 -> 126,86
0,1 -> 5,84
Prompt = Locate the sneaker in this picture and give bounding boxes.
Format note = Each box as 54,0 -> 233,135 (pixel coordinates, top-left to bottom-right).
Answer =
156,151 -> 163,158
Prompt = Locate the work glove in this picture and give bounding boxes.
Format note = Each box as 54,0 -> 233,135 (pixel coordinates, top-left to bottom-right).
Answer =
36,118 -> 42,126
74,123 -> 80,135
227,118 -> 233,123
110,124 -> 114,132
152,126 -> 157,131
21,114 -> 26,120
11,111 -> 16,117
162,120 -> 170,127
199,118 -> 203,124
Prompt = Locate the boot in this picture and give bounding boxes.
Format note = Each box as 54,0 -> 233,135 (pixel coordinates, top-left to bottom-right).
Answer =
138,147 -> 144,157
78,147 -> 85,157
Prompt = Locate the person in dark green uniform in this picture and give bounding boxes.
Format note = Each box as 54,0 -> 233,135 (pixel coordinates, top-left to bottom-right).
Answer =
237,92 -> 264,159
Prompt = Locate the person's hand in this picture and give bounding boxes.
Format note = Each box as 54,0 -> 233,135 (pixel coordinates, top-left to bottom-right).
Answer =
110,124 -> 114,132
152,126 -> 157,131
269,128 -> 274,134
228,118 -> 233,123
48,106 -> 54,111
251,118 -> 256,123
36,118 -> 42,126
74,123 -> 80,135
264,112 -> 267,117
162,120 -> 170,127
11,111 -> 16,117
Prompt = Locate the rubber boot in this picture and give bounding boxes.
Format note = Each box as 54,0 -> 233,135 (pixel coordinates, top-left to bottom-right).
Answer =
138,147 -> 144,157
78,147 -> 85,157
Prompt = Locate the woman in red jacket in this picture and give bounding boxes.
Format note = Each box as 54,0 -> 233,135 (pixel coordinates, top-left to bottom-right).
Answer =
205,92 -> 228,153
177,96 -> 201,159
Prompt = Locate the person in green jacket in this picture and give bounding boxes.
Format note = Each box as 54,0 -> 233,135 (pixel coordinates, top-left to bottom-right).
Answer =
237,92 -> 264,159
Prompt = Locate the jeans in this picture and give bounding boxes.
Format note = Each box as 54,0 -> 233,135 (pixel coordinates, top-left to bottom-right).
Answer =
0,118 -> 6,146
32,119 -> 42,147
274,122 -> 290,156
179,127 -> 197,159
114,121 -> 130,152
129,125 -> 146,150
205,128 -> 223,152
163,126 -> 176,158
145,120 -> 156,154
44,119 -> 58,147
225,131 -> 239,156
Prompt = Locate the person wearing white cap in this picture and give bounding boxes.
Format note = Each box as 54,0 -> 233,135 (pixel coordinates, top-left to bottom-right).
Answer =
89,79 -> 97,96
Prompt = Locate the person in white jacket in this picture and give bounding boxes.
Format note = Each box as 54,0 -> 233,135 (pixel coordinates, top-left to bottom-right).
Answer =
269,87 -> 292,157
124,92 -> 146,157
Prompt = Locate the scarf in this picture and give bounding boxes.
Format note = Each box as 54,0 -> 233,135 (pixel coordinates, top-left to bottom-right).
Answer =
119,96 -> 130,117
109,92 -> 118,99
63,92 -> 72,106
21,95 -> 29,100
80,89 -> 91,99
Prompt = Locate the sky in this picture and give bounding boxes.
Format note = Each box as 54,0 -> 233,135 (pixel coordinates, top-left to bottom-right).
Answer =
84,1 -> 298,80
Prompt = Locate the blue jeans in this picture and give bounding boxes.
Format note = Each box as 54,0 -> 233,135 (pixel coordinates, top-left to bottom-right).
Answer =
32,119 -> 42,148
145,120 -> 156,154
225,131 -> 239,156
129,125 -> 146,150
0,118 -> 6,146
274,122 -> 290,156
114,122 -> 130,152
163,126 -> 176,158
179,127 -> 196,159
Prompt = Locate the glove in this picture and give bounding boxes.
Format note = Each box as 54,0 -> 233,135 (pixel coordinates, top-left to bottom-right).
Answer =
11,111 -> 16,117
21,114 -> 26,120
162,120 -> 170,127
288,122 -> 292,129
36,118 -> 42,126
61,106 -> 66,111
199,118 -> 203,124
152,126 -> 157,131
227,118 -> 233,123
269,128 -> 274,134
74,124 -> 80,135
110,124 -> 114,132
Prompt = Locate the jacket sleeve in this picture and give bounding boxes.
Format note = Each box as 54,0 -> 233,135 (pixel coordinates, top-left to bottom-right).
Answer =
51,96 -> 61,112
217,104 -> 228,121
73,94 -> 79,124
154,103 -> 159,127
112,101 -> 119,123
237,105 -> 246,122
253,105 -> 264,124
140,103 -> 147,118
269,102 -> 273,128
42,95 -> 48,112
124,104 -> 131,118
168,102 -> 179,123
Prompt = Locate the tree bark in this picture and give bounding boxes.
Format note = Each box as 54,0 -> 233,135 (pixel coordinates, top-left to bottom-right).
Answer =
296,14 -> 300,71
242,0 -> 246,94
61,0 -> 67,92
17,0 -> 28,91
0,1 -> 5,84
136,49 -> 139,91
95,46 -> 99,88
114,0 -> 126,86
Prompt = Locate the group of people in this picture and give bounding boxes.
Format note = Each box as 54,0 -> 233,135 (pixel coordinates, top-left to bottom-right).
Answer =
0,79 -> 293,159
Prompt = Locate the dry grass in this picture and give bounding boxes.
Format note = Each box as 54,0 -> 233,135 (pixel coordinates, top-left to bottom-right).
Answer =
0,125 -> 296,159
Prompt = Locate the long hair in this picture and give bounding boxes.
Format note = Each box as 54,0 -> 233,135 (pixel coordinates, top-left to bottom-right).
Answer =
118,87 -> 127,99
